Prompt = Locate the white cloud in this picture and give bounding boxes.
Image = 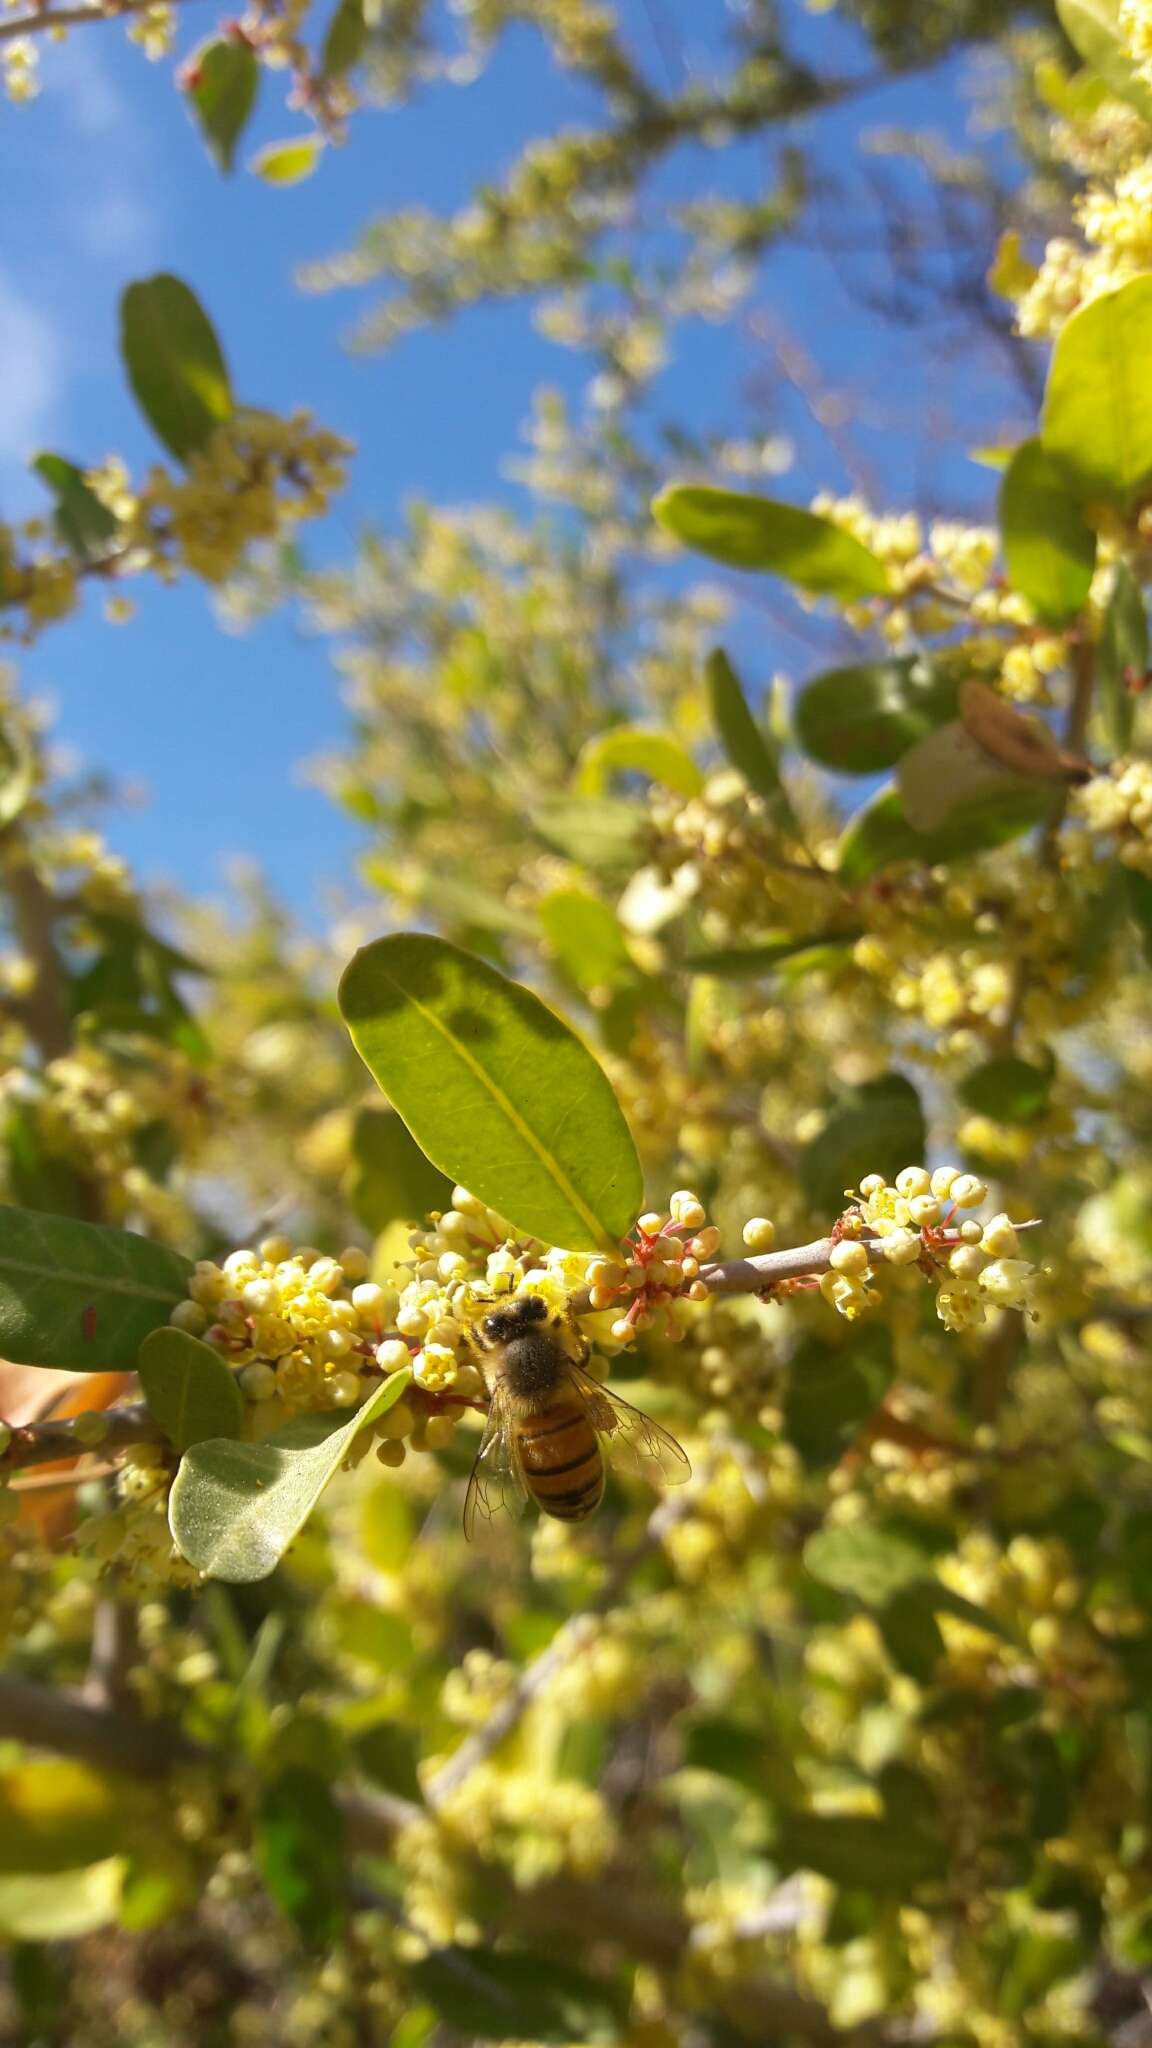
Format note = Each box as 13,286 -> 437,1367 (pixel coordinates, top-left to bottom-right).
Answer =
0,270 -> 62,471
45,42 -> 163,266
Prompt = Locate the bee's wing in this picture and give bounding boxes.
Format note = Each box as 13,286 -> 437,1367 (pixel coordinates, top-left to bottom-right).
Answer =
463,1384 -> 529,1541
567,1362 -> 691,1487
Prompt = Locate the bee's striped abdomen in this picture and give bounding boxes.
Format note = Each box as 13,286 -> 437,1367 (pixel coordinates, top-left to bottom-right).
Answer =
516,1399 -> 604,1521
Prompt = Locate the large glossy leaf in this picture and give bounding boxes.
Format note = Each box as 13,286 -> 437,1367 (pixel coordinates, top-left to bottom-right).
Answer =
31,454 -> 118,564
339,935 -> 642,1251
1100,563 -> 1148,751
576,726 -> 702,799
794,657 -> 959,773
407,1945 -> 624,2043
1055,0 -> 1152,121
186,39 -> 259,173
800,1073 -> 926,1214
168,1366 -> 412,1582
837,782 -> 1055,883
119,275 -> 233,463
705,648 -> 790,817
998,439 -> 1097,625
1042,275 -> 1152,502
652,484 -> 890,599
896,720 -> 1058,835
0,1207 -> 192,1370
346,1104 -> 453,1234
137,1328 -> 244,1452
538,888 -> 634,989
257,1768 -> 345,1946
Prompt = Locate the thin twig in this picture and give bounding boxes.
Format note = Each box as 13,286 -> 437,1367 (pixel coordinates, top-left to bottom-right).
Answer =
0,1402 -> 162,1475
0,0 -> 203,44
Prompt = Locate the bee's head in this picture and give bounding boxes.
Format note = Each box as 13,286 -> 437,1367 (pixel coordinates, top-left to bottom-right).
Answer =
480,1294 -> 549,1345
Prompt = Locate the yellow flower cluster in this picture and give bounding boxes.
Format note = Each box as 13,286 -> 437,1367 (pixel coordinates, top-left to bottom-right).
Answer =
822,1167 -> 1038,1333
133,410 -> 351,584
584,1189 -> 714,1342
0,412 -> 350,645
809,495 -> 1071,692
0,1043 -> 207,1239
1069,758 -> 1152,873
1120,0 -> 1152,77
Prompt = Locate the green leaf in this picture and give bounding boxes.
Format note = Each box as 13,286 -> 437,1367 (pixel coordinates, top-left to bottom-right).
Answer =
681,932 -> 859,977
321,0 -> 367,77
1042,274 -> 1152,503
774,1812 -> 945,1892
251,136 -> 325,186
346,1105 -> 453,1235
0,1763 -> 126,1875
800,1073 -> 926,1215
794,657 -> 960,773
257,1768 -> 345,1947
137,1327 -> 244,1452
805,1518 -> 937,1605
186,39 -> 260,174
0,1206 -> 192,1371
878,1584 -> 946,1682
837,782 -> 1055,883
538,889 -> 634,990
1124,867 -> 1152,962
168,1367 -> 412,1583
1100,563 -> 1148,751
338,934 -> 643,1253
31,454 -> 118,564
653,484 -> 890,599
407,1945 -> 624,2044
576,726 -> 702,799
531,795 -> 644,871
1055,0 -> 1152,121
682,1717 -> 773,1796
958,1054 -> 1053,1126
998,438 -> 1097,626
0,1863 -> 123,1942
784,1332 -> 892,1468
897,721 -> 1059,836
119,275 -> 233,464
705,648 -> 791,819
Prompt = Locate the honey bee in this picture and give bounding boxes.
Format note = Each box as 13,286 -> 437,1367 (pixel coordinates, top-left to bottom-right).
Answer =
463,1295 -> 690,1539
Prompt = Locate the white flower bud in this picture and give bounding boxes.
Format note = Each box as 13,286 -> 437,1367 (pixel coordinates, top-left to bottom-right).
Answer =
169,1300 -> 208,1336
949,1244 -> 987,1280
829,1240 -> 870,1276
741,1216 -> 776,1252
930,1167 -> 959,1199
895,1166 -> 931,1197
907,1195 -> 941,1229
376,1338 -> 411,1371
240,1362 -> 277,1401
949,1174 -> 988,1208
881,1228 -> 922,1267
859,1173 -> 886,1197
980,1212 -> 1019,1258
339,1247 -> 371,1284
979,1258 -> 1033,1308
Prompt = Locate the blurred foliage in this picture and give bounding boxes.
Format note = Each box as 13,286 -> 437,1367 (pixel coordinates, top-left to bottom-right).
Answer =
7,2 -> 1152,2046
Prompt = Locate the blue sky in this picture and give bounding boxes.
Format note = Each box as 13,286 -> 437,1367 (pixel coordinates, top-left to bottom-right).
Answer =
2,2 -> 1032,920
